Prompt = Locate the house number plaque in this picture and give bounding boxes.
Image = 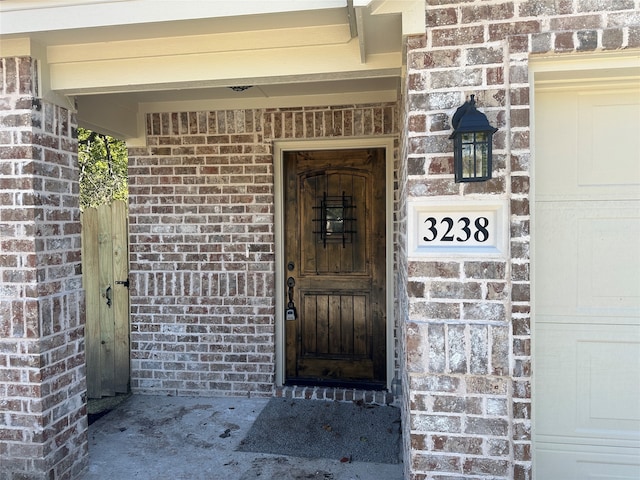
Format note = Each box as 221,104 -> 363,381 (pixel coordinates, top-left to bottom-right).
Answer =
421,213 -> 491,246
408,199 -> 507,258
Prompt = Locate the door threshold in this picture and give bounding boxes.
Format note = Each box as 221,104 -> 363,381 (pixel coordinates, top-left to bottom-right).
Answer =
276,385 -> 395,406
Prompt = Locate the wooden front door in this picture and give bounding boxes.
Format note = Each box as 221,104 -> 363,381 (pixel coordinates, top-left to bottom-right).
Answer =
284,148 -> 386,388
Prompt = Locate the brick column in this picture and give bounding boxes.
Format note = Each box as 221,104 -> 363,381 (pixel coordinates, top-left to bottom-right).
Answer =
402,1 -> 638,479
0,57 -> 87,479
402,2 -> 528,479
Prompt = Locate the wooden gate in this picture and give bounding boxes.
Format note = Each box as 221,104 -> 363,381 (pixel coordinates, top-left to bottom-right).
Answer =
81,201 -> 130,399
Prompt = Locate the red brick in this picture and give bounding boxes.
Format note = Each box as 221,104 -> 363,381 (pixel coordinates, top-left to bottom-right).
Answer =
412,453 -> 460,473
463,457 -> 509,476
550,14 -> 603,30
427,156 -> 453,175
461,2 -> 515,22
489,21 -> 541,41
426,8 -> 457,27
519,0 -> 574,17
432,26 -> 485,47
433,435 -> 483,454
603,28 -> 624,49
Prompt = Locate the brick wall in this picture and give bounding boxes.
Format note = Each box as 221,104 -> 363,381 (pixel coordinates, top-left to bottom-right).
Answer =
402,1 -> 639,479
128,104 -> 399,398
0,57 -> 86,479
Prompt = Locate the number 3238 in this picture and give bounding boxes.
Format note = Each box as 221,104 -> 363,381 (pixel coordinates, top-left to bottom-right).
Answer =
423,216 -> 490,243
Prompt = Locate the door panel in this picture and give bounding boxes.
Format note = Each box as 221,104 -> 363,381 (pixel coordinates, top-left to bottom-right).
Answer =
534,81 -> 640,478
284,148 -> 386,386
301,293 -> 368,356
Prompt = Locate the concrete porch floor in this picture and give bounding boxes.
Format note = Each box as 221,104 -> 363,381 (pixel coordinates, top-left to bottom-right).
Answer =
82,395 -> 404,480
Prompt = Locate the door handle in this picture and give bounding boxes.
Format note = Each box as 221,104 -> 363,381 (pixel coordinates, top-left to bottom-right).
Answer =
286,277 -> 297,320
286,276 -> 296,305
105,285 -> 112,308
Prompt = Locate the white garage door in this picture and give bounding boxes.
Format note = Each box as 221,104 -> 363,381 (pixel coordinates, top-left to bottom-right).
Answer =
533,62 -> 640,479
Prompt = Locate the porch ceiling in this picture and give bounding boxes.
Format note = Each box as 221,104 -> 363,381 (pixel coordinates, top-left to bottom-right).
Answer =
0,0 -> 422,143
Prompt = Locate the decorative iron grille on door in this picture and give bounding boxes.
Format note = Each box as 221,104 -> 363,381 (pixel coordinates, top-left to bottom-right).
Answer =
312,192 -> 357,248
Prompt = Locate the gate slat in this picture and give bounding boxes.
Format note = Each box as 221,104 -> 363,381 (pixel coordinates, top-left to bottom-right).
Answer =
82,208 -> 101,399
112,200 -> 130,393
97,203 -> 116,396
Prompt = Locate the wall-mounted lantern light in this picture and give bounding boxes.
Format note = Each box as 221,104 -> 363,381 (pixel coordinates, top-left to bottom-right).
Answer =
449,94 -> 498,183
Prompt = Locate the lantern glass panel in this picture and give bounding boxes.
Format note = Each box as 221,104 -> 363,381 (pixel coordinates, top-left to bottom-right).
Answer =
460,133 -> 486,179
476,135 -> 488,177
462,143 -> 473,178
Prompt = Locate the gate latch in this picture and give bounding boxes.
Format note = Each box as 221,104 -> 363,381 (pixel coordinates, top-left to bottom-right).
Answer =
115,277 -> 130,289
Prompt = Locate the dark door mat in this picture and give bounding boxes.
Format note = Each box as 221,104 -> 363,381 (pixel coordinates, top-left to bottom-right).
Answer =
236,398 -> 402,464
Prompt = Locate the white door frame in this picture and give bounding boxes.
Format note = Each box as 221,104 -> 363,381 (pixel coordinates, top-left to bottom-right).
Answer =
273,137 -> 396,390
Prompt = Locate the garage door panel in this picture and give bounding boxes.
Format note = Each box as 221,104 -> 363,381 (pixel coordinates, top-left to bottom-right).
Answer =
576,340 -> 640,430
536,445 -> 640,480
535,91 -> 579,199
536,88 -> 640,202
536,323 -> 640,446
578,216 -> 640,310
536,203 -> 579,313
536,201 -> 640,318
577,90 -> 640,188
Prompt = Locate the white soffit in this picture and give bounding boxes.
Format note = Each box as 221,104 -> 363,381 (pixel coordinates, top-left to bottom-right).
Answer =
0,0 -> 347,35
88,77 -> 401,112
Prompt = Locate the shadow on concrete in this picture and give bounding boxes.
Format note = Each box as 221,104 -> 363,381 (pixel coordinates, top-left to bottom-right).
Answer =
237,397 -> 401,464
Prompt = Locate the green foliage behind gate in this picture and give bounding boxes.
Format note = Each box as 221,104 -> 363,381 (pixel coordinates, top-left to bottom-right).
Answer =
78,127 -> 128,209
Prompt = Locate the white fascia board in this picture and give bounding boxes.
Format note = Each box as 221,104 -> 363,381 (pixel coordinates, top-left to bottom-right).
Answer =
0,0 -> 347,34
49,41 -> 401,95
46,24 -> 352,64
